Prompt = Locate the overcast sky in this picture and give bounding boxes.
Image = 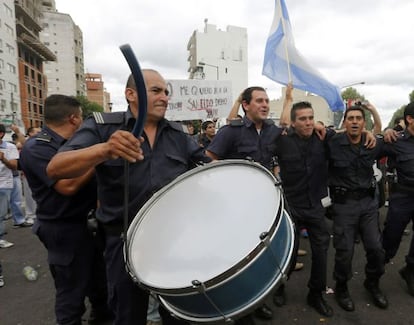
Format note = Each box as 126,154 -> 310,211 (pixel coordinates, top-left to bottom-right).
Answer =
55,0 -> 414,125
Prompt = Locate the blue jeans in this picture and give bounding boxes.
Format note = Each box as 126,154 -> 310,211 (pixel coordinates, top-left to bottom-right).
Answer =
10,175 -> 25,225
0,189 -> 12,239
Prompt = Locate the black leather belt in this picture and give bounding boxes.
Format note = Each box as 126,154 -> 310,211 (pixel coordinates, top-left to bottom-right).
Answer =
330,186 -> 374,202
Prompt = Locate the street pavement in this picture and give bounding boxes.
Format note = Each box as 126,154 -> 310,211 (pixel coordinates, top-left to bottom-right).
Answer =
1,207 -> 414,324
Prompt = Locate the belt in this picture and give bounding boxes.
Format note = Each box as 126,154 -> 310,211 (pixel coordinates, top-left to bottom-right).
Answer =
330,186 -> 374,201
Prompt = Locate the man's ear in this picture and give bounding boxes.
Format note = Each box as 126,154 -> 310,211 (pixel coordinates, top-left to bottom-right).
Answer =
125,88 -> 136,102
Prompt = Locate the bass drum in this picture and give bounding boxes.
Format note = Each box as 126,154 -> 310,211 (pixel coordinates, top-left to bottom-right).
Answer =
125,160 -> 296,323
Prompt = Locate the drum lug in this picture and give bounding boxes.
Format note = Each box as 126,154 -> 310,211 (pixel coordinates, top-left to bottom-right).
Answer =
259,231 -> 270,246
130,274 -> 141,285
191,279 -> 206,293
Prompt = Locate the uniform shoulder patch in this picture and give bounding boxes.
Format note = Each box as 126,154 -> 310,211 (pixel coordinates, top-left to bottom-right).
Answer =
92,112 -> 124,124
229,119 -> 244,127
35,132 -> 52,143
168,121 -> 185,132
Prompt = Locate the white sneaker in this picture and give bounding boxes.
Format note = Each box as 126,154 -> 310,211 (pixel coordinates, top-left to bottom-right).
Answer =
0,275 -> 4,287
0,239 -> 14,248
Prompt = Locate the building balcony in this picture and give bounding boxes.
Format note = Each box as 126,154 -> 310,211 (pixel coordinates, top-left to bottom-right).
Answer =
16,20 -> 38,39
18,33 -> 56,61
14,0 -> 42,33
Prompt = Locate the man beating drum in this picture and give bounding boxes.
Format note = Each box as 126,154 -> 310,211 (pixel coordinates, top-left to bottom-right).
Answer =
47,69 -> 211,325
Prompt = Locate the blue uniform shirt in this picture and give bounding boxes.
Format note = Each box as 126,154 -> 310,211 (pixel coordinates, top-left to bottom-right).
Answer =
19,126 -> 97,222
59,108 -> 211,224
327,132 -> 384,190
275,128 -> 334,208
383,129 -> 414,187
207,116 -> 282,170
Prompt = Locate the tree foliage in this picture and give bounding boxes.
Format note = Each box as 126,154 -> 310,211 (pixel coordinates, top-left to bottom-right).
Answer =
410,90 -> 414,103
388,106 -> 406,128
76,96 -> 104,119
341,87 -> 366,101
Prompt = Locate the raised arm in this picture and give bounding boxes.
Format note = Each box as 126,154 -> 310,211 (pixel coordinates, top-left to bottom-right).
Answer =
279,83 -> 293,127
10,124 -> 26,145
227,93 -> 243,123
363,102 -> 382,135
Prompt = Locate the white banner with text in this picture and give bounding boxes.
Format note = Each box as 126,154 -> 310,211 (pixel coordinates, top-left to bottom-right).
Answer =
165,80 -> 233,121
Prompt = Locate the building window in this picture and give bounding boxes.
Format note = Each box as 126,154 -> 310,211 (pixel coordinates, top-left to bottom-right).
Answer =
6,43 -> 14,55
8,83 -> 17,92
0,99 -> 6,112
5,24 -> 14,36
3,4 -> 13,18
0,79 -> 5,90
7,63 -> 16,74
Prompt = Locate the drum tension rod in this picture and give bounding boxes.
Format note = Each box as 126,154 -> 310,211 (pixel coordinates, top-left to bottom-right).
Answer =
259,232 -> 287,281
191,280 -> 233,324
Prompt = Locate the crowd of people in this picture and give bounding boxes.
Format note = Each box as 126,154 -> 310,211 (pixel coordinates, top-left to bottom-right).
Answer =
1,69 -> 414,325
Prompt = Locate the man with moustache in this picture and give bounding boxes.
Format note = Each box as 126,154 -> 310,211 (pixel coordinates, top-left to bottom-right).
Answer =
327,106 -> 387,311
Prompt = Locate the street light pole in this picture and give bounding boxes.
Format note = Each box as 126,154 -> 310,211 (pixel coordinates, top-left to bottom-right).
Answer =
340,81 -> 365,89
198,61 -> 219,80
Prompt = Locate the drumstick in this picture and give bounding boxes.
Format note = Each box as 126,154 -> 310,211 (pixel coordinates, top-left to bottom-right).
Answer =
119,44 -> 147,137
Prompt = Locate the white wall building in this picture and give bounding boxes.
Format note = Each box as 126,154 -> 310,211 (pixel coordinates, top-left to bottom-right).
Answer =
187,20 -> 248,104
40,2 -> 85,97
0,0 -> 21,126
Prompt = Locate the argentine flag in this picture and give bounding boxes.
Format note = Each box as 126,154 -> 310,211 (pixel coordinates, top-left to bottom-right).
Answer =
262,0 -> 345,112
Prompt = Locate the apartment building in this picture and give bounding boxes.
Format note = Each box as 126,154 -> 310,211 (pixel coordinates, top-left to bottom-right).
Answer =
41,1 -> 86,97
187,19 -> 248,101
15,0 -> 56,128
0,0 -> 20,128
85,73 -> 111,112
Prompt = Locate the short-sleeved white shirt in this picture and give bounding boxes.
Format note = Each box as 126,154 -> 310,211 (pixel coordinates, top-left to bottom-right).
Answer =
0,141 -> 19,189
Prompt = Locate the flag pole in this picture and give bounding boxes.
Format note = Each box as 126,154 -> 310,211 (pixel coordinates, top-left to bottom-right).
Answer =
277,0 -> 292,83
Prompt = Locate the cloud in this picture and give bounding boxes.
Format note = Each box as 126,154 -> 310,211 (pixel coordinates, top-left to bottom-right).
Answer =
56,0 -> 414,125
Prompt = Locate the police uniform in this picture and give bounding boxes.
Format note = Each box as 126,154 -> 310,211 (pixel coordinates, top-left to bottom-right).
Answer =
59,109 -> 211,325
327,133 -> 385,284
382,130 -> 414,269
275,128 -> 333,295
207,116 -> 281,169
20,126 -> 109,325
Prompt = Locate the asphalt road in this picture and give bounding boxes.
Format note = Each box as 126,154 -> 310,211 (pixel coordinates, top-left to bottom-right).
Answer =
1,207 -> 414,325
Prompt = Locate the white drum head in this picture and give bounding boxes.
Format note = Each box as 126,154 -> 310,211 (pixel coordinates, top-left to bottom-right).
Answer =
127,161 -> 281,291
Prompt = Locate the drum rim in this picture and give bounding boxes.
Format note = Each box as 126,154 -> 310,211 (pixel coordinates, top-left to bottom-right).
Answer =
125,159 -> 283,293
